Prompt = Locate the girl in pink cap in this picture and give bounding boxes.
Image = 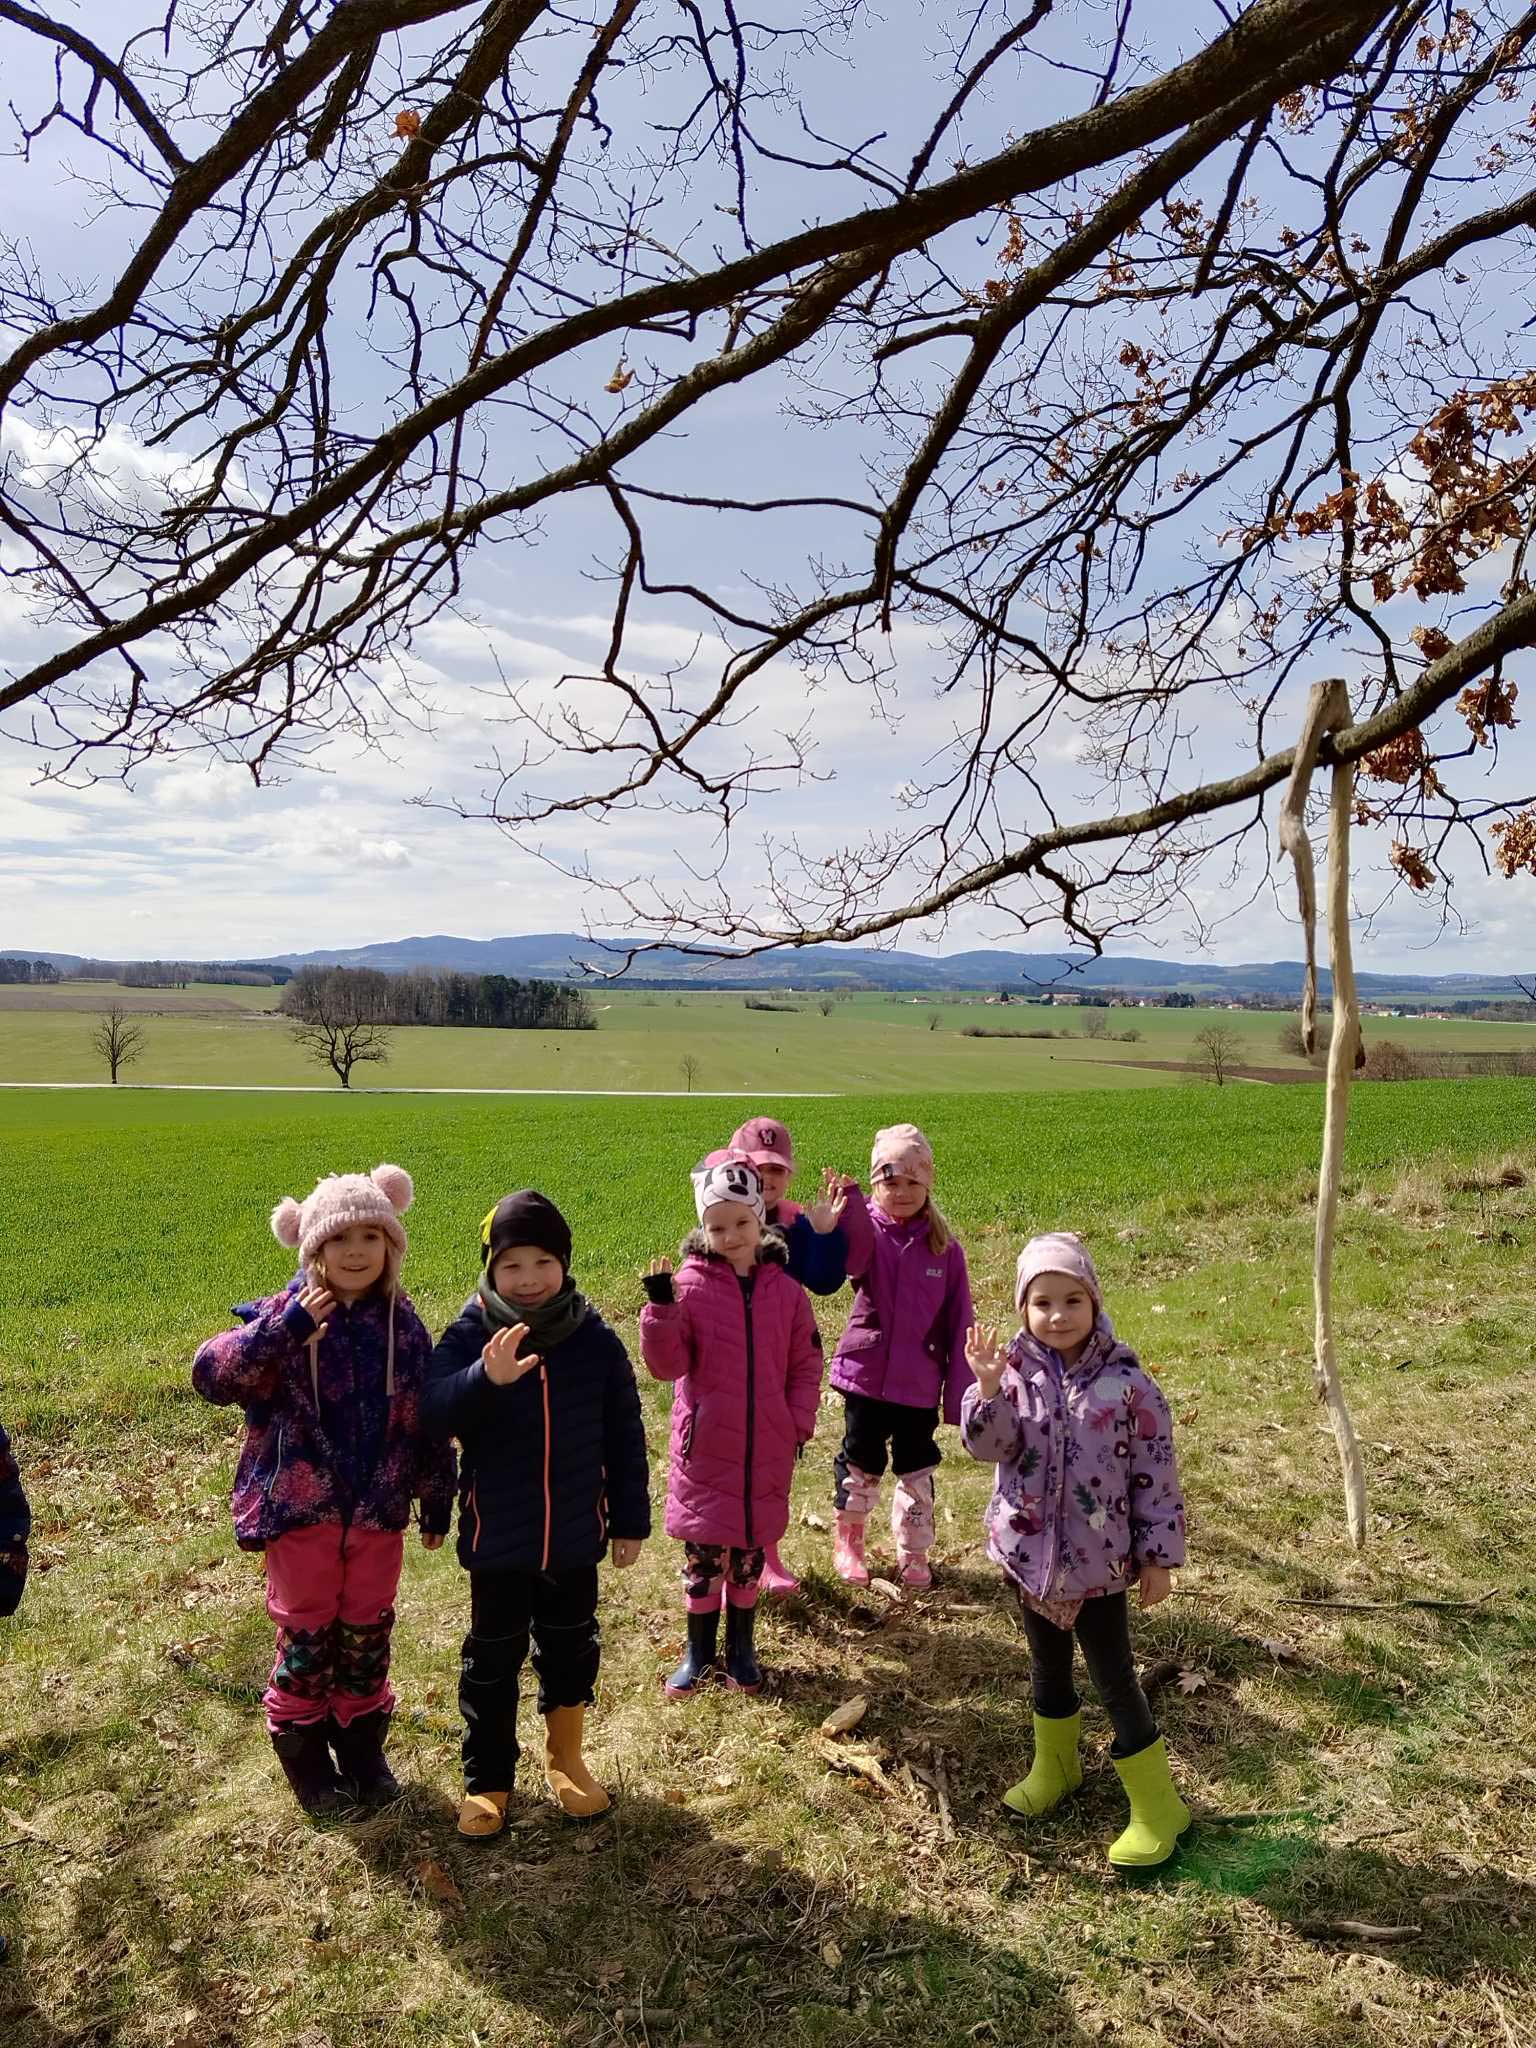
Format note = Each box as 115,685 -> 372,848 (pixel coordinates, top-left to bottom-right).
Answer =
961,1231 -> 1190,1872
193,1165 -> 455,1816
720,1115 -> 872,1594
827,1124 -> 974,1589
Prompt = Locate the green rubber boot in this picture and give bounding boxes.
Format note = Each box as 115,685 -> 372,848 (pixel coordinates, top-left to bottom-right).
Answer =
1107,1737 -> 1191,1872
1002,1710 -> 1083,1817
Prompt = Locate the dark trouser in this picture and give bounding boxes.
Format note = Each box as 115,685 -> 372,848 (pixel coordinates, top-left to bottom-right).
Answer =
1017,1590 -> 1158,1757
459,1565 -> 600,1793
832,1390 -> 941,1508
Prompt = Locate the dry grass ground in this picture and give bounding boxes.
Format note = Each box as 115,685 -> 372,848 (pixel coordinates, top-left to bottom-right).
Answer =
2,1142 -> 1534,2048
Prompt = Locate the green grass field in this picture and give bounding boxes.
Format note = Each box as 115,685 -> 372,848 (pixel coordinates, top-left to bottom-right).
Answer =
2,1079 -> 1535,2046
3,983 -> 1533,1093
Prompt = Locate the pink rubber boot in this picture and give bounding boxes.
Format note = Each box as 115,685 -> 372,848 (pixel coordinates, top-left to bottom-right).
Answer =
759,1540 -> 801,1598
893,1466 -> 938,1588
832,1512 -> 870,1586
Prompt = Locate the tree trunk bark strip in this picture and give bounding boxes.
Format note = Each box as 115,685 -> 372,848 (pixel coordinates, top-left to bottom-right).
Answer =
1278,677 -> 1368,1551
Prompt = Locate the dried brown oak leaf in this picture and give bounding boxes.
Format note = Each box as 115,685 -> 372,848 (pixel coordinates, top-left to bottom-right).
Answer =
414,1856 -> 462,1905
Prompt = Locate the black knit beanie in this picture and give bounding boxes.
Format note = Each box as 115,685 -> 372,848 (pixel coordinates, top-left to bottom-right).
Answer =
481,1189 -> 573,1275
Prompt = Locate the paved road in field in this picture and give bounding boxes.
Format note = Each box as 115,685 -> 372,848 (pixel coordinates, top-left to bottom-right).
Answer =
0,1082 -> 839,1097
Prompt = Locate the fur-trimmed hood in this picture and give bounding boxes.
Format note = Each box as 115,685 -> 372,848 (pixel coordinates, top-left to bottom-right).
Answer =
677,1224 -> 790,1267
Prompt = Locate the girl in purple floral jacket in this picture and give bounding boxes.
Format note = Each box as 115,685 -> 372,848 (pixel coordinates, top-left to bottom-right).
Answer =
193,1164 -> 455,1816
962,1232 -> 1190,1873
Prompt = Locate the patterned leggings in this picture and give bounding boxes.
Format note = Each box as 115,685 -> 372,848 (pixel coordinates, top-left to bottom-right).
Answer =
262,1522 -> 403,1732
682,1542 -> 765,1612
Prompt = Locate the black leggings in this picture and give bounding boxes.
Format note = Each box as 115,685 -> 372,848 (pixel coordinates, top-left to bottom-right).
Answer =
1017,1590 -> 1158,1757
833,1391 -> 941,1507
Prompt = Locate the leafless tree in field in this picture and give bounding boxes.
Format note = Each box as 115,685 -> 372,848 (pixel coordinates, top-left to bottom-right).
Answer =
678,1052 -> 700,1093
90,1002 -> 146,1083
1192,1022 -> 1244,1085
286,974 -> 394,1088
2,2 -> 1534,965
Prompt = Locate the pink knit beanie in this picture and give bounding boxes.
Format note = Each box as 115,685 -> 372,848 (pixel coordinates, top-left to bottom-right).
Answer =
870,1123 -> 935,1188
1015,1231 -> 1102,1312
271,1164 -> 413,1270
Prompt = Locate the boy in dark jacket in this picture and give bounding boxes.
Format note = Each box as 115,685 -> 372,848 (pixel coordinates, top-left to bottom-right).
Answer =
425,1191 -> 650,1836
0,1420 -> 30,1617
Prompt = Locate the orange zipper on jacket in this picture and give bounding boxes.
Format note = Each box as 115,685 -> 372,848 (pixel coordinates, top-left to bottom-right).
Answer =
468,1478 -> 482,1554
540,1364 -> 553,1569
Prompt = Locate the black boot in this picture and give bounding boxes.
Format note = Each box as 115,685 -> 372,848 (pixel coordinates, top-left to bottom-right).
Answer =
723,1601 -> 763,1694
664,1608 -> 719,1698
271,1722 -> 345,1816
331,1709 -> 402,1808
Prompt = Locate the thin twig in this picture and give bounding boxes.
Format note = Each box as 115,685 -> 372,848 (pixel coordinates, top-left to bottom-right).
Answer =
1279,1593 -> 1499,1612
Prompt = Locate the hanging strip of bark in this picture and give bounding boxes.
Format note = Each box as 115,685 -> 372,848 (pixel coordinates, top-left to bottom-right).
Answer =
1278,677 -> 1368,1551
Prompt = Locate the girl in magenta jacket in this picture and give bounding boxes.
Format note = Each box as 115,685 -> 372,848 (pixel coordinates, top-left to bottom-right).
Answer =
641,1157 -> 823,1698
829,1124 -> 974,1590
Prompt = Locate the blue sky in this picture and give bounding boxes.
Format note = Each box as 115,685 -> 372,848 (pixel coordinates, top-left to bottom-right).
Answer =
1,3 -> 1533,972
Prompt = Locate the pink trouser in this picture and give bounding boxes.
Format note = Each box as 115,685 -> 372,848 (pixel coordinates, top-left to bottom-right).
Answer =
262,1523 -> 404,1732
892,1465 -> 938,1557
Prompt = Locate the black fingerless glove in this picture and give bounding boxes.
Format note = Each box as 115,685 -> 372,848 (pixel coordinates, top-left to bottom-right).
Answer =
642,1271 -> 676,1306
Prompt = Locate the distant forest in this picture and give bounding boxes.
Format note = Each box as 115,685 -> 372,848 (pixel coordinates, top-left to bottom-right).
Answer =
0,957 -> 290,986
279,964 -> 595,1031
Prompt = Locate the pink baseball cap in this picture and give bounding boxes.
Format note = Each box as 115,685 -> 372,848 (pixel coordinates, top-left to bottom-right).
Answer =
729,1116 -> 794,1172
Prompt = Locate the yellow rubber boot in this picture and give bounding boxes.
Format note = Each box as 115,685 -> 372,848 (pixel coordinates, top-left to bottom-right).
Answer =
457,1789 -> 509,1838
1108,1737 -> 1191,1872
543,1705 -> 610,1818
1002,1710 -> 1083,1817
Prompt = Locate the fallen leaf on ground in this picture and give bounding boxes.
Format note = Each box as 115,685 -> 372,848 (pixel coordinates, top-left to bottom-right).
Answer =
801,1510 -> 828,1531
1176,1668 -> 1210,1694
869,1578 -> 904,1602
820,1696 -> 869,1737
1259,1637 -> 1300,1662
414,1857 -> 462,1905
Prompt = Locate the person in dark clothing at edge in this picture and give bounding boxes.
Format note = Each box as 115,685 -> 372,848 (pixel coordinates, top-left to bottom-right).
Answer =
425,1191 -> 651,1839
0,1419 -> 29,1619
0,1418 -> 27,1962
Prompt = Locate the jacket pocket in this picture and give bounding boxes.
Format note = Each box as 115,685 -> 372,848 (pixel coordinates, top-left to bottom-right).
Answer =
680,1412 -> 696,1463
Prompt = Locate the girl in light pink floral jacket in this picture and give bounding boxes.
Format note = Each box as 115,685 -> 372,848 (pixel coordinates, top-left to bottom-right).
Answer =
961,1232 -> 1191,1874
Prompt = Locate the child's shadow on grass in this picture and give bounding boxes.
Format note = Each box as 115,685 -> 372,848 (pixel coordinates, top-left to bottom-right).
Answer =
347,1783 -> 1106,2047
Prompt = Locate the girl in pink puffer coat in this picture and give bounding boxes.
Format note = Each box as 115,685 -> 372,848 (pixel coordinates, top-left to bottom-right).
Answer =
641,1157 -> 824,1698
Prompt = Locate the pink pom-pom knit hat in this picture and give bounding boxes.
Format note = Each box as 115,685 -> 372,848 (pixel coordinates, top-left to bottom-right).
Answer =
269,1165 -> 414,1400
270,1163 -> 414,1271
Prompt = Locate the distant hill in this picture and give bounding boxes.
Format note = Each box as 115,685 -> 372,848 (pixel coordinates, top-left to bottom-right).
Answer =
252,931 -> 1534,1002
5,932 -> 1529,1001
